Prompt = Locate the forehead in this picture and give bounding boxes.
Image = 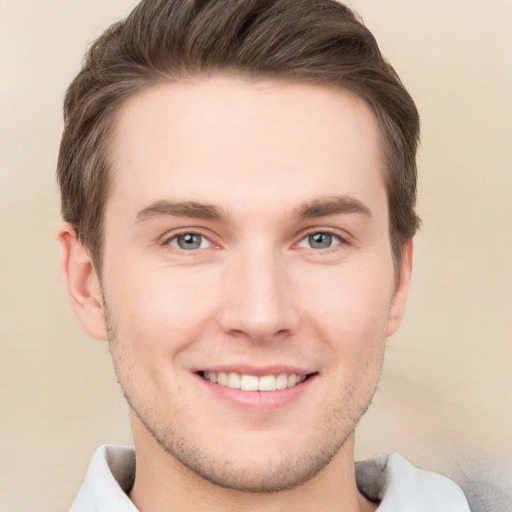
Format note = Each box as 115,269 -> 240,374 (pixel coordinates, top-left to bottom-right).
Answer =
108,76 -> 386,218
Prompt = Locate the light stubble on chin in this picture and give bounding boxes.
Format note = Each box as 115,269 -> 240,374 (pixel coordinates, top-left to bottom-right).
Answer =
127,397 -> 367,493
103,298 -> 383,494
133,403 -> 356,493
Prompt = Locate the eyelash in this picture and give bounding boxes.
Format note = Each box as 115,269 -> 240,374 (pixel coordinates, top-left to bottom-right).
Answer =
297,229 -> 348,251
162,230 -> 214,252
162,228 -> 349,254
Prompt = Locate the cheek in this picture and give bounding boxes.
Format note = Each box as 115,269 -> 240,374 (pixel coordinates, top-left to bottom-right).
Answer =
104,268 -> 219,404
297,263 -> 393,389
301,264 -> 394,338
105,262 -> 221,352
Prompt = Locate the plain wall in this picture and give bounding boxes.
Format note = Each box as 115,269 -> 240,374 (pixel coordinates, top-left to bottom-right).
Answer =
1,1 -> 511,510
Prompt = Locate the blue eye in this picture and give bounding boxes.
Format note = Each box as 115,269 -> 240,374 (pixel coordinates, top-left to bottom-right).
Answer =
169,233 -> 211,250
299,232 -> 341,249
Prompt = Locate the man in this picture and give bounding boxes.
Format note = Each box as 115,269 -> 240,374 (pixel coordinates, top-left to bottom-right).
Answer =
57,0 -> 471,510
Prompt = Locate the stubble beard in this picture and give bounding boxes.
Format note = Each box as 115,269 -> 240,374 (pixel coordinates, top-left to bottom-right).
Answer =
103,300 -> 383,494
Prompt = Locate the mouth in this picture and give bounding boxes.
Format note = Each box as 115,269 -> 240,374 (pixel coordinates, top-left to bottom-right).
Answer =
199,371 -> 313,391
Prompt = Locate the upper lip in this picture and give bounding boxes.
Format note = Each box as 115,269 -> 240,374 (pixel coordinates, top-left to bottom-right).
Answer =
194,364 -> 316,376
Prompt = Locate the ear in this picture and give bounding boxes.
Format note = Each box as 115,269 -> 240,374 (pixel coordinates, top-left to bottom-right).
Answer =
386,239 -> 413,337
57,222 -> 108,341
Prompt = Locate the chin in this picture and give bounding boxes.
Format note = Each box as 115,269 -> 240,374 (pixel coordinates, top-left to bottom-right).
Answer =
168,442 -> 346,493
136,408 -> 352,493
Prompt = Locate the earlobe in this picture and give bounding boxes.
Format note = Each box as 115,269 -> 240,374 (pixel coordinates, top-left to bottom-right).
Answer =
57,222 -> 108,341
386,239 -> 413,337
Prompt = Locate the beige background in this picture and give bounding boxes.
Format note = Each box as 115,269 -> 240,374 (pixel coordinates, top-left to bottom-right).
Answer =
1,1 -> 511,510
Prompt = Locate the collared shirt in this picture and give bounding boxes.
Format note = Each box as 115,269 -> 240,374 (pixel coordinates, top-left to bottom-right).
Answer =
70,445 -> 471,511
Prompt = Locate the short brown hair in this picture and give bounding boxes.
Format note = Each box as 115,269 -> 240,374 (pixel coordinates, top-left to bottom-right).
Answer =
57,0 -> 420,273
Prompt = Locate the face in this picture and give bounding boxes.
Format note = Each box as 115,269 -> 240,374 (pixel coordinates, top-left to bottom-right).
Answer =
66,76 -> 411,492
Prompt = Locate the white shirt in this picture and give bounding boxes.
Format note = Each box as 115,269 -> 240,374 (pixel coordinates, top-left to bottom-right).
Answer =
70,445 -> 471,511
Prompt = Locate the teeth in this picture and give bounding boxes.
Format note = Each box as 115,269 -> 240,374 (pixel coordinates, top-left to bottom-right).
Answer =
276,373 -> 288,390
287,374 -> 297,387
259,375 -> 276,391
240,374 -> 259,391
203,371 -> 307,391
227,372 -> 240,389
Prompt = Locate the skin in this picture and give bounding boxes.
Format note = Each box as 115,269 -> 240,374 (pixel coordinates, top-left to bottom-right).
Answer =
59,76 -> 412,512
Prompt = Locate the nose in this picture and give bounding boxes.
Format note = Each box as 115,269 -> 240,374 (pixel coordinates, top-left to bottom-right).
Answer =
217,248 -> 300,343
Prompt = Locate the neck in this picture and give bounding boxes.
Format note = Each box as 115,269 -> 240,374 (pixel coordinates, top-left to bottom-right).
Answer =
128,416 -> 377,512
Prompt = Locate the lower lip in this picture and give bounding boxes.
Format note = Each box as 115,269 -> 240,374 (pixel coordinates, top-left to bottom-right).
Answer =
196,374 -> 317,413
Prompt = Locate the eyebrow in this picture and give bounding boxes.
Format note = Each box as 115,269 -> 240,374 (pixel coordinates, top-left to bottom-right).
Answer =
135,200 -> 227,223
294,195 -> 372,219
135,195 -> 371,224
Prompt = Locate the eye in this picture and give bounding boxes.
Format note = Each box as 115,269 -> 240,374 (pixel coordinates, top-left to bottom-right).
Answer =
168,232 -> 212,251
298,231 -> 342,250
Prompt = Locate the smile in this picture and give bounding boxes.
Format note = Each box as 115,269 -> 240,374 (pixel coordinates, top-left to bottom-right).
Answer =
201,371 -> 308,391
